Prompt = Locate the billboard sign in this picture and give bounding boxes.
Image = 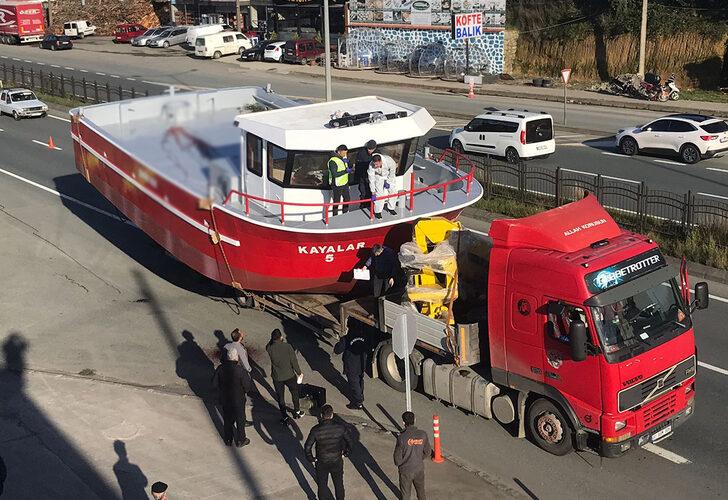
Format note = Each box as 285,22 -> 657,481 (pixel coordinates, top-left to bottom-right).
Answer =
451,12 -> 482,40
349,0 -> 505,29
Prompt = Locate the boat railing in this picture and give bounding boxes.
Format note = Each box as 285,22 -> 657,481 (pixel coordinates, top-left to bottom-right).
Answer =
220,148 -> 477,226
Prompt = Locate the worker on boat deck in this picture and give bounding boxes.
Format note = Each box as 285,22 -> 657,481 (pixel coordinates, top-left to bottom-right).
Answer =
328,144 -> 353,216
368,154 -> 397,219
356,139 -> 377,209
364,244 -> 403,297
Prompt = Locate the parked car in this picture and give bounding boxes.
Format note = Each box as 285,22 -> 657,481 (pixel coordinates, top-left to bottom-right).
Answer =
282,39 -> 324,64
148,27 -> 189,48
131,27 -> 168,47
450,109 -> 555,164
195,31 -> 251,59
0,88 -> 48,120
263,41 -> 286,62
616,113 -> 728,164
240,39 -> 272,61
185,23 -> 232,46
63,20 -> 96,39
39,34 -> 73,51
114,23 -> 146,43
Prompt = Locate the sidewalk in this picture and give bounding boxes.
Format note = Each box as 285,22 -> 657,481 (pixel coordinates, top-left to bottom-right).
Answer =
228,59 -> 728,118
0,366 -> 514,499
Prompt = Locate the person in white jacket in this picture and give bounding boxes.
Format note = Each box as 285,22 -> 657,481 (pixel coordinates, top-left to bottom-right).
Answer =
367,154 -> 398,219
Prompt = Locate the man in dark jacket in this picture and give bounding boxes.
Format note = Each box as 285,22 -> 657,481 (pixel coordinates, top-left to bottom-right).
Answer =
266,328 -> 304,422
356,139 -> 377,208
334,320 -> 369,410
305,404 -> 353,500
212,348 -> 251,447
364,244 -> 403,298
394,411 -> 431,500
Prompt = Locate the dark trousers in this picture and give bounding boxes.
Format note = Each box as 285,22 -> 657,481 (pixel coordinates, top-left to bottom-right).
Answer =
222,404 -> 247,444
345,369 -> 364,404
358,179 -> 371,209
399,468 -> 426,500
273,377 -> 300,417
372,277 -> 392,298
316,459 -> 345,500
331,185 -> 351,215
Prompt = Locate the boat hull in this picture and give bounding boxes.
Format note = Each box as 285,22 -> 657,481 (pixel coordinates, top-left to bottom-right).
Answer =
71,121 -> 463,293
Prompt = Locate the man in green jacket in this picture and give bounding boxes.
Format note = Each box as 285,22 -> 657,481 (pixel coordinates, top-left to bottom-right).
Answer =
266,328 -> 304,422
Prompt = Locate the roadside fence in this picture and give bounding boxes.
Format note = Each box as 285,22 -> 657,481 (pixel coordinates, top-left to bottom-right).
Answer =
423,143 -> 728,240
1,63 -> 150,104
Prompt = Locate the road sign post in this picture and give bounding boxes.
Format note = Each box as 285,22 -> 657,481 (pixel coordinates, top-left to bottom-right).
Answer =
392,310 -> 418,412
561,68 -> 571,125
452,12 -> 483,84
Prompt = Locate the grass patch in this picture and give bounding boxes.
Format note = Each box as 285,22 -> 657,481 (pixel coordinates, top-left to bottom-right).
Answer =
476,195 -> 728,270
681,89 -> 728,104
78,368 -> 96,376
34,91 -> 84,109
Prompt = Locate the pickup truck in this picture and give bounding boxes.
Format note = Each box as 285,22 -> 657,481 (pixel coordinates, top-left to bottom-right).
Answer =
0,88 -> 48,120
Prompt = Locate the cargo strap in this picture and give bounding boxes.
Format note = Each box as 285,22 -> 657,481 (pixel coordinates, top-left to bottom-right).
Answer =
443,272 -> 459,366
209,204 -> 242,291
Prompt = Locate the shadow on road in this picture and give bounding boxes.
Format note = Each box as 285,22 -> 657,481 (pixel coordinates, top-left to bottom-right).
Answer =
1,332 -> 119,498
112,440 -> 149,500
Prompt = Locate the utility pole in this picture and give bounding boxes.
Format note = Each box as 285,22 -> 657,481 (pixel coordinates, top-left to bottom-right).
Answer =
323,0 -> 332,101
638,0 -> 648,76
236,0 -> 243,31
170,0 -> 176,25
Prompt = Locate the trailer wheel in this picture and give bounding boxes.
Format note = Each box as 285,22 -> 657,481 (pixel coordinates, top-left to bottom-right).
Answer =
377,342 -> 416,393
527,398 -> 574,456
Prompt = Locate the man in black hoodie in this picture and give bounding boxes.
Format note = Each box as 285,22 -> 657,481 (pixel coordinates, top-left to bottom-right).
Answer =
305,404 -> 353,500
394,411 -> 431,500
266,328 -> 304,422
212,348 -> 252,447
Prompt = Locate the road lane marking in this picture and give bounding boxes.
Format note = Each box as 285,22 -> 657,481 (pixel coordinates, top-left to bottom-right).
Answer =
12,58 -> 20,61
126,77 -> 136,81
31,139 -> 62,151
23,59 -> 31,63
643,444 -> 692,464
653,159 -> 686,166
0,167 -> 131,225
699,361 -> 728,376
96,72 -> 106,76
48,114 -> 71,123
0,55 -> 8,59
0,128 -> 4,132
698,192 -> 728,201
80,69 -> 88,73
37,62 -> 45,66
64,66 -> 74,70
110,75 -> 120,79
706,167 -> 728,174
50,64 -> 60,68
602,152 -> 629,158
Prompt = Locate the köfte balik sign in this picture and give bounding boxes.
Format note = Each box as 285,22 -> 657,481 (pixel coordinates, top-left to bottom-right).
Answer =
451,12 -> 482,40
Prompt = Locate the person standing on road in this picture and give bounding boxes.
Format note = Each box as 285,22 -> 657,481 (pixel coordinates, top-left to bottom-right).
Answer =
363,244 -> 402,298
334,321 -> 369,410
151,481 -> 168,499
367,153 -> 398,219
266,328 -> 305,422
394,411 -> 431,500
328,144 -> 353,216
356,139 -> 377,208
305,404 -> 353,500
212,348 -> 252,447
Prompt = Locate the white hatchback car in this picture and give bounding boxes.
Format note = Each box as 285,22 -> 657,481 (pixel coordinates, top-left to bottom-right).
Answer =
616,114 -> 728,164
263,41 -> 286,62
0,88 -> 48,120
449,110 -> 555,163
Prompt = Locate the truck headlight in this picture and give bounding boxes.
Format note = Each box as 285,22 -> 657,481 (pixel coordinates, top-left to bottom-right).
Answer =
615,420 -> 627,431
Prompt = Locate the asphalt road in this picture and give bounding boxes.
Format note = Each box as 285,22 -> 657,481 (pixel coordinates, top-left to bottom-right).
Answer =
3,39 -> 728,200
1,109 -> 728,499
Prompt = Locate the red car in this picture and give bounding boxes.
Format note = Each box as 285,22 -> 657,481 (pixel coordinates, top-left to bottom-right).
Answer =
114,23 -> 146,43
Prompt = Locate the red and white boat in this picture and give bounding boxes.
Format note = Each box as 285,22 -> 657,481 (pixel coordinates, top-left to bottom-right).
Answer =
70,87 -> 483,293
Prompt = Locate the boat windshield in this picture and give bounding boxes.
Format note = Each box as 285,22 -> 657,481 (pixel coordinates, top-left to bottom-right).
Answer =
591,278 -> 690,363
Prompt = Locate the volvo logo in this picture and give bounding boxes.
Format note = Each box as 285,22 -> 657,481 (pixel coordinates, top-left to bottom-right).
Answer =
656,378 -> 665,389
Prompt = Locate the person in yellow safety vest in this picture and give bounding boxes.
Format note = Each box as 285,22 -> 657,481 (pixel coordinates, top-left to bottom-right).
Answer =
328,144 -> 353,216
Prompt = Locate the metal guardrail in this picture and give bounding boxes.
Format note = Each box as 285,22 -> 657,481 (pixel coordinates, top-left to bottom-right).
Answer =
422,143 -> 728,240
1,63 -> 149,103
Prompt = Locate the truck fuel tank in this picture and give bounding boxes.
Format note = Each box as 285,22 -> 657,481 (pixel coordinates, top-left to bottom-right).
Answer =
422,359 -> 500,419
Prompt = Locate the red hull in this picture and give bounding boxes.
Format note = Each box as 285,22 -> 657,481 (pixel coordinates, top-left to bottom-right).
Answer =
71,121 -> 463,293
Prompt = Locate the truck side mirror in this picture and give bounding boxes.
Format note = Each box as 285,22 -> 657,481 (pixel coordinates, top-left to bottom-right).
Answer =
694,282 -> 709,310
569,320 -> 588,362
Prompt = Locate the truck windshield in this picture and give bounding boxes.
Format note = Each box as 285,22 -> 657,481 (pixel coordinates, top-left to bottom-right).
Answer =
11,92 -> 37,102
591,278 -> 690,363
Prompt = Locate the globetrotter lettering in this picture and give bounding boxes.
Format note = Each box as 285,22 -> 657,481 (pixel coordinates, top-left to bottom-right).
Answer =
592,254 -> 662,290
563,218 -> 607,236
297,242 -> 365,255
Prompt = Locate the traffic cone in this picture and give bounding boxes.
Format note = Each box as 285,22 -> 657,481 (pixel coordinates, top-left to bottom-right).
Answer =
48,136 -> 56,150
467,81 -> 475,99
432,415 -> 445,463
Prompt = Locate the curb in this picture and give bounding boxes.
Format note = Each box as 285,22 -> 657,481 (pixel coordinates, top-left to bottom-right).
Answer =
462,206 -> 728,286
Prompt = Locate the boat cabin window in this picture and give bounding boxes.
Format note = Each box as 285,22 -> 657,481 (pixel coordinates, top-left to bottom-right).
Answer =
290,151 -> 331,188
267,142 -> 287,185
375,140 -> 412,176
246,133 -> 263,176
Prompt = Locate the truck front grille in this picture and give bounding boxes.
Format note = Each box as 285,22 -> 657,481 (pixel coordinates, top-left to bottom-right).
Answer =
642,392 -> 677,428
618,356 -> 695,412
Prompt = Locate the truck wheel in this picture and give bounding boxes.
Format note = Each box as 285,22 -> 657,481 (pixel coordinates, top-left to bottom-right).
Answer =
527,398 -> 574,456
377,342 -> 416,393
13,111 -> 21,121
213,51 -> 222,59
79,33 -> 85,39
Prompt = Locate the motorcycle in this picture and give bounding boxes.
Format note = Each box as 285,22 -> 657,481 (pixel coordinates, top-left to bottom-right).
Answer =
664,73 -> 680,101
639,73 -> 669,101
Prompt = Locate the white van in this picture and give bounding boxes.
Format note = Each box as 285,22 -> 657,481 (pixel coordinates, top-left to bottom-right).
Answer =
185,23 -> 232,46
195,31 -> 252,59
63,20 -> 97,39
449,109 -> 555,163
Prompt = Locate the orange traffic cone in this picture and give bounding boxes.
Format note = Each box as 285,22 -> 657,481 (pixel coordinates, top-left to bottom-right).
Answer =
432,415 -> 445,463
48,136 -> 56,150
467,81 -> 475,99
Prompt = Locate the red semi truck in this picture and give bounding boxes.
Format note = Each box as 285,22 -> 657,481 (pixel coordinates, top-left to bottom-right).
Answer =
0,0 -> 45,44
251,194 -> 709,457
